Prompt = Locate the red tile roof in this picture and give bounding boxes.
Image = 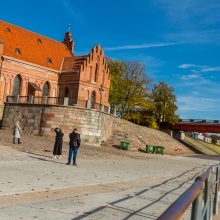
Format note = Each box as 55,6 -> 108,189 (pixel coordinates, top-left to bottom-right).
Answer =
62,56 -> 88,72
0,20 -> 73,70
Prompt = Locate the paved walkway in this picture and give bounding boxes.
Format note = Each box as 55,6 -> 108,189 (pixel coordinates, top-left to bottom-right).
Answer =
0,143 -> 219,219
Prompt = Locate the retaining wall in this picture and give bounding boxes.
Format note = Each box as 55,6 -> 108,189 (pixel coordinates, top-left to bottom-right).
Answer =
2,103 -> 118,145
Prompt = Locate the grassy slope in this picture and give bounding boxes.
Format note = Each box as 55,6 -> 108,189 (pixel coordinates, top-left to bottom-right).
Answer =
184,136 -> 220,155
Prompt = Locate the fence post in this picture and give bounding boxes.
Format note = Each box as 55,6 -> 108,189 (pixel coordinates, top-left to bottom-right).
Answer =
86,99 -> 91,109
213,165 -> 219,215
204,173 -> 211,220
191,192 -> 203,220
108,106 -> 111,114
63,97 -> 69,106
113,108 -> 117,116
101,104 -> 104,112
15,95 -> 20,103
42,96 -> 47,105
28,96 -> 33,104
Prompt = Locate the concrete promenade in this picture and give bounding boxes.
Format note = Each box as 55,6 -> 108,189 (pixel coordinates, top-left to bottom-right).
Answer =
0,143 -> 219,219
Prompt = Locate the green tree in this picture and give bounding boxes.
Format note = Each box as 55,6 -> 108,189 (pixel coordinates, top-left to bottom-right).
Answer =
108,61 -> 152,118
152,81 -> 178,126
108,60 -> 126,108
145,116 -> 158,129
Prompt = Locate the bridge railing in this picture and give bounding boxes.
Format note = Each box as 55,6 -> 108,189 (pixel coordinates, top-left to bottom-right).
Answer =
157,164 -> 220,220
179,119 -> 220,124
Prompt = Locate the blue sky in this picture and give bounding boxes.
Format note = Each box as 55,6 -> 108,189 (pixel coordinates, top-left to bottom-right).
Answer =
1,0 -> 220,119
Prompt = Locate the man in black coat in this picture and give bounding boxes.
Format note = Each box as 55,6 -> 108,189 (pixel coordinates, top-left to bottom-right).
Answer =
67,128 -> 81,165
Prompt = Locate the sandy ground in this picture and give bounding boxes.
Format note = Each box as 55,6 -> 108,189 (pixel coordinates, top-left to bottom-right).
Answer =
0,130 -> 219,219
0,130 -> 179,160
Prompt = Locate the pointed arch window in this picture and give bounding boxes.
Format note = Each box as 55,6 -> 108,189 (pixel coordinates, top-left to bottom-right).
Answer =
42,81 -> 50,96
94,63 -> 98,82
89,66 -> 92,81
91,91 -> 96,109
12,75 -> 21,96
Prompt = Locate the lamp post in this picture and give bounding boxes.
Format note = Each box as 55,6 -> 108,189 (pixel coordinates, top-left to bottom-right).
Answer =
99,84 -> 104,110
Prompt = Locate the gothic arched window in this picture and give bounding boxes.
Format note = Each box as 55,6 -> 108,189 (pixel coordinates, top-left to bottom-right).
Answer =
94,63 -> 98,82
42,81 -> 50,96
89,66 -> 92,81
12,75 -> 21,96
91,91 -> 96,109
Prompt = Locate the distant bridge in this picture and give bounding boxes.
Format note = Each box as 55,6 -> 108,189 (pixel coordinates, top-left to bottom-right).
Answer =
173,119 -> 220,133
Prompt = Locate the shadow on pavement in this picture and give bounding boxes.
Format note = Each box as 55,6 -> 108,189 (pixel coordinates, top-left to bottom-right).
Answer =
28,155 -> 66,165
72,166 -> 203,220
19,150 -> 53,159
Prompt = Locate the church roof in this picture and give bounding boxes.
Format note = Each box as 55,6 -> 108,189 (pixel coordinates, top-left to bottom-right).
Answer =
62,56 -> 88,72
0,20 -> 73,71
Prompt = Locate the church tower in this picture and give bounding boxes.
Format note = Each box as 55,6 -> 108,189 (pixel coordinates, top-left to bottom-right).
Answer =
64,26 -> 74,54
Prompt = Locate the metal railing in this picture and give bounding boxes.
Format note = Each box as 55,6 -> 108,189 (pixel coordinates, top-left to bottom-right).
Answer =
179,119 -> 220,124
6,96 -> 114,115
158,164 -> 220,220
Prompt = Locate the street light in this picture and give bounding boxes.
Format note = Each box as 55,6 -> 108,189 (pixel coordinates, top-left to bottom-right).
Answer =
99,84 -> 104,110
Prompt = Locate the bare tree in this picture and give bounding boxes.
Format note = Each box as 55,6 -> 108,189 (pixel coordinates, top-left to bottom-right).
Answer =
118,62 -> 151,116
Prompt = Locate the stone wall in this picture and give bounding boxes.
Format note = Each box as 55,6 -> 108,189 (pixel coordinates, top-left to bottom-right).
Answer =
2,103 -> 118,145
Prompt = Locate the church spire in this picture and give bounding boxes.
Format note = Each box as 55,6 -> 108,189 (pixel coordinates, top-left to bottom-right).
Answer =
64,24 -> 74,54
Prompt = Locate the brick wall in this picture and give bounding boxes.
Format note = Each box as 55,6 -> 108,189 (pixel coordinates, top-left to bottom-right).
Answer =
59,45 -> 111,107
0,57 -> 59,104
2,103 -> 118,145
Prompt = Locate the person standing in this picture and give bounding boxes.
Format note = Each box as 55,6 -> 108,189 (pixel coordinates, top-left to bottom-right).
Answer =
13,121 -> 23,144
53,127 -> 64,159
67,128 -> 81,165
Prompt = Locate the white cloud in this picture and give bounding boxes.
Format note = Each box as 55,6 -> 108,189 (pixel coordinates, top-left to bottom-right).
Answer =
178,64 -> 220,73
180,74 -> 201,80
176,81 -> 220,119
178,64 -> 196,69
104,42 -> 184,51
177,96 -> 220,112
199,67 -> 220,72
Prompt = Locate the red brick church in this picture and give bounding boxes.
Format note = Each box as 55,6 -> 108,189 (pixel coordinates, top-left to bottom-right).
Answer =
0,20 -> 111,116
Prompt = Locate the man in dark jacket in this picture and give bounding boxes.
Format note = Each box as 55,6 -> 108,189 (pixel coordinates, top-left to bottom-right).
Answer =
67,128 -> 81,165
